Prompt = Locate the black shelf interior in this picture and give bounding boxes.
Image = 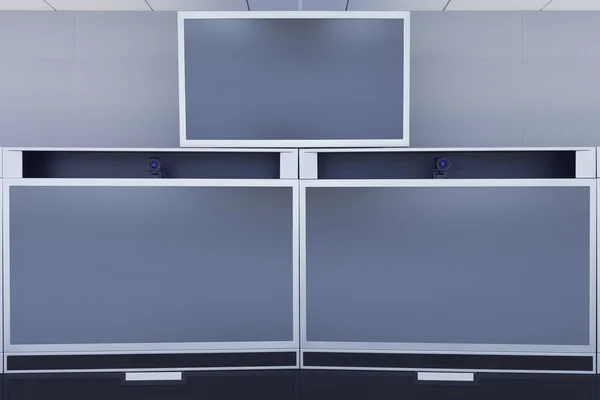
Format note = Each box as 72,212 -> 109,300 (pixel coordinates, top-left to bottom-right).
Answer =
2,370 -> 596,400
317,151 -> 577,179
22,151 -> 281,179
300,370 -> 595,400
7,353 -> 297,371
4,370 -> 299,400
302,352 -> 594,372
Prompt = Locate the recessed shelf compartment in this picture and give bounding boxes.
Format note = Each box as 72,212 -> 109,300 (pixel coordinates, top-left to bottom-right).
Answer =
6,352 -> 298,372
300,148 -> 596,179
4,370 -> 299,400
300,370 -> 595,400
302,352 -> 595,373
2,148 -> 299,179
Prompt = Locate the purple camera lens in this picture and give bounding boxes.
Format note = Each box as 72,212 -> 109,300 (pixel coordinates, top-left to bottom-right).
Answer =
439,159 -> 448,168
150,161 -> 158,169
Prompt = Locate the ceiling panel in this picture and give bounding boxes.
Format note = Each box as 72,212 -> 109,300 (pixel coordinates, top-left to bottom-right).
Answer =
0,0 -> 53,10
47,0 -> 151,10
446,0 -> 549,10
302,0 -> 347,10
349,0 -> 447,11
544,0 -> 600,10
148,0 -> 248,10
248,0 -> 297,10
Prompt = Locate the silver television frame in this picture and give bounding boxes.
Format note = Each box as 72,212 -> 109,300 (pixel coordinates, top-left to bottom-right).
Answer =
0,178 -> 3,374
595,177 -> 600,371
3,178 -> 300,355
178,11 -> 411,148
300,178 -> 597,356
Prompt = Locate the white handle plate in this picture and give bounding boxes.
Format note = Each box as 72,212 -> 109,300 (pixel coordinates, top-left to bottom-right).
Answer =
417,372 -> 474,382
125,372 -> 183,382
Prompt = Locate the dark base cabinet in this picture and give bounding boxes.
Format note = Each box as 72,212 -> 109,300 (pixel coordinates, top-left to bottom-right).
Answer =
300,371 -> 596,400
4,371 -> 299,400
3,370 -> 597,400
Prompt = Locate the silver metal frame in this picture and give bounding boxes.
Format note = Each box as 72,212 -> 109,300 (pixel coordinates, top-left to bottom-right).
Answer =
597,179 -> 600,372
3,178 -> 300,354
177,11 -> 411,148
300,179 -> 597,355
597,147 -> 600,177
0,178 -> 3,374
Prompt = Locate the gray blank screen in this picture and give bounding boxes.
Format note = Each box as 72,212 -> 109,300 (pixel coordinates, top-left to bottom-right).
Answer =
305,186 -> 591,346
184,18 -> 404,141
10,186 -> 294,345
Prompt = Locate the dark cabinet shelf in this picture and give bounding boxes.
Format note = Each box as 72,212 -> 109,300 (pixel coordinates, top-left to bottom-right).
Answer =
300,370 -> 595,400
2,370 -> 597,400
314,150 -> 579,180
4,371 -> 299,400
21,151 -> 283,179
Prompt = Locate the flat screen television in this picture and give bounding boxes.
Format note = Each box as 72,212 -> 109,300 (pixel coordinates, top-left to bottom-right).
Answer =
302,181 -> 595,354
178,12 -> 410,147
6,181 -> 298,353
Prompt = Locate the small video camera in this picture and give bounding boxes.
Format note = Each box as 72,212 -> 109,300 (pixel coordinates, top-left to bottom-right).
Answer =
433,157 -> 450,179
147,157 -> 162,178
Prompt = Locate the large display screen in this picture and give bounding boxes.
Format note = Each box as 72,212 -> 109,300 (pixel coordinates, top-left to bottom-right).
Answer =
304,185 -> 592,348
180,14 -> 409,146
9,185 -> 295,347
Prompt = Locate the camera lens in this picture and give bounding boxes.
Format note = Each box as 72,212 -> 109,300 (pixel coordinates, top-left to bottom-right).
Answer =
435,157 -> 450,171
148,158 -> 161,173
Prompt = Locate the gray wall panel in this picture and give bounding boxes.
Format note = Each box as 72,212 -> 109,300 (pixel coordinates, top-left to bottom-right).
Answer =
0,12 -> 74,147
0,12 -> 73,59
0,11 -> 600,147
305,186 -> 591,345
9,185 -> 294,345
410,12 -> 523,147
522,12 -> 600,147
74,59 -> 179,147
0,59 -> 74,147
74,12 -> 177,59
73,12 -> 179,148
